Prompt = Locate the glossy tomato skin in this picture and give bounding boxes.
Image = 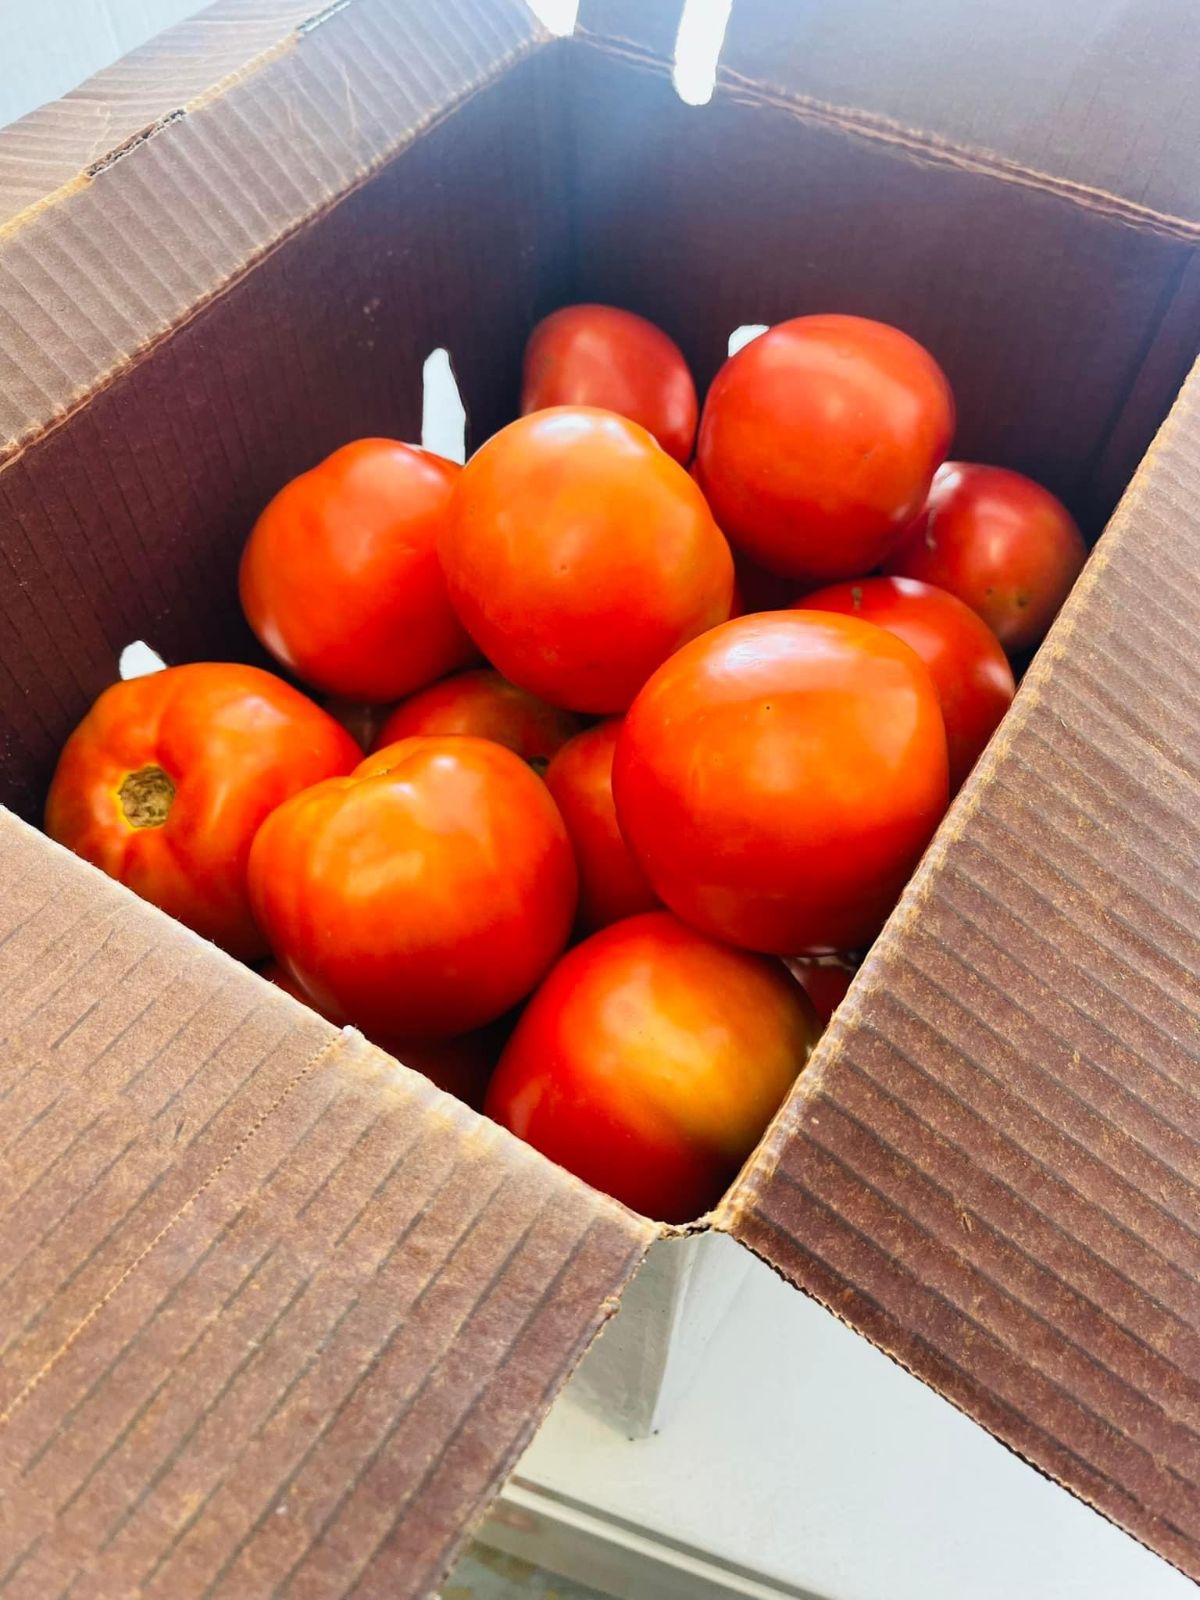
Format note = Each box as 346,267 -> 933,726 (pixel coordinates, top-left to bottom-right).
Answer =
485,912 -> 820,1221
45,663 -> 360,959
248,735 -> 577,1038
883,462 -> 1087,653
372,668 -> 584,768
797,576 -> 1015,792
260,962 -> 497,1108
439,408 -> 734,713
689,465 -> 803,616
613,612 -> 949,955
695,315 -> 955,582
522,304 -> 698,464
543,719 -> 660,931
240,438 -> 476,702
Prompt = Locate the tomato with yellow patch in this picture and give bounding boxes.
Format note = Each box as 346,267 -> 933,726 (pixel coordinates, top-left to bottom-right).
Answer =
485,912 -> 819,1221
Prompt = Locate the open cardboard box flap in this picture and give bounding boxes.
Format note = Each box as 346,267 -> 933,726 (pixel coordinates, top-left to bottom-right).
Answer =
0,808 -> 651,1597
1,0 -> 1198,1593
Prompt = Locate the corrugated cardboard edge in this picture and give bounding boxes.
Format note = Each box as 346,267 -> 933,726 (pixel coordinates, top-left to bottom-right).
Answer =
0,810 -> 652,1598
717,354 -> 1200,1579
0,0 -> 332,231
4,0 -> 1198,1583
0,0 -> 550,460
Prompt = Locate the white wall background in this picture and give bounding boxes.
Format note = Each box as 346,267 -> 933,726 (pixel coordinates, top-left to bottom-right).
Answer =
0,0 -> 206,129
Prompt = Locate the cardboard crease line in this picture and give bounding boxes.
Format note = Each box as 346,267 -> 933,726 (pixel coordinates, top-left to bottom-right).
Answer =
0,1025 -> 353,1431
577,29 -> 1200,243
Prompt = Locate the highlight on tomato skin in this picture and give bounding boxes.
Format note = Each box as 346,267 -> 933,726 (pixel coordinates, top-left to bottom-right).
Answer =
695,314 -> 955,583
543,719 -> 661,932
522,304 -> 699,465
240,438 -> 477,703
43,662 -> 360,961
883,462 -> 1087,654
795,575 -> 1016,793
247,734 -> 578,1040
613,610 -> 950,958
438,406 -> 735,714
485,912 -> 821,1223
372,668 -> 584,768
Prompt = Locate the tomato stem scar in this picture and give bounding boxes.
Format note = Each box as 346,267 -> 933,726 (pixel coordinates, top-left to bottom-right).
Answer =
119,765 -> 175,828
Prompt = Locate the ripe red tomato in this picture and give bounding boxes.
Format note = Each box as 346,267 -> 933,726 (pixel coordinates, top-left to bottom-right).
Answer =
522,304 -> 698,464
883,462 -> 1087,653
240,438 -> 476,702
695,315 -> 955,582
485,912 -> 820,1221
260,962 -> 496,1108
45,663 -> 359,959
248,735 -> 577,1038
372,668 -> 584,769
613,612 -> 949,955
786,958 -> 856,1028
438,408 -> 734,713
797,576 -> 1015,792
543,719 -> 660,930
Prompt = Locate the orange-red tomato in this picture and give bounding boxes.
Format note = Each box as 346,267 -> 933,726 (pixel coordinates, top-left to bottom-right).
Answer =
797,576 -> 1015,792
439,408 -> 734,713
485,912 -> 820,1221
695,315 -> 955,582
240,438 -> 476,702
372,669 -> 584,768
543,719 -> 660,931
613,612 -> 949,955
521,304 -> 698,464
260,962 -> 496,1109
786,957 -> 856,1028
248,736 -> 577,1038
883,462 -> 1087,653
45,663 -> 359,959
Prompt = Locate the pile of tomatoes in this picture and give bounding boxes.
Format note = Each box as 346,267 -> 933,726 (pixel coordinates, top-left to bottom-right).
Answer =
46,306 -> 1086,1222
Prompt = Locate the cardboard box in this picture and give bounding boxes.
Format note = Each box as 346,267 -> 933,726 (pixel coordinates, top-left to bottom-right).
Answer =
1,0 -> 1198,1593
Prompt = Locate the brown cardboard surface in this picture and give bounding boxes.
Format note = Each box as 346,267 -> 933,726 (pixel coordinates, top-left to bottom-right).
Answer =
1,0 -> 1200,1588
0,0 -> 550,459
0,812 -> 650,1596
578,0 -> 1200,230
720,357 -> 1200,1576
0,0 -> 325,229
